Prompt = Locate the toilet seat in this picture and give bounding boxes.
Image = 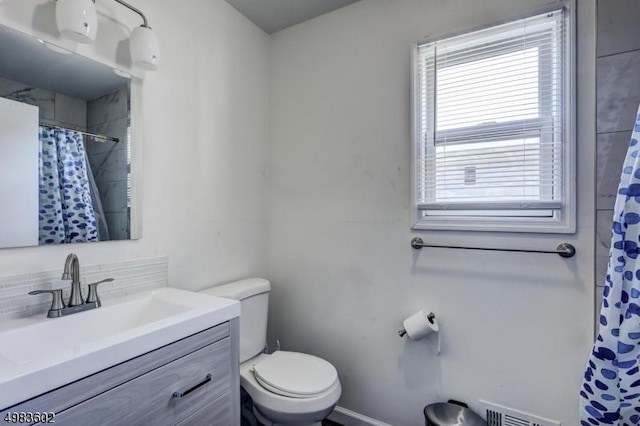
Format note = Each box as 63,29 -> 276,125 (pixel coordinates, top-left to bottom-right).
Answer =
252,351 -> 338,398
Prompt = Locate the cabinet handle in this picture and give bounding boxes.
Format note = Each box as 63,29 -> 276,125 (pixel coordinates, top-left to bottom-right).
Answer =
172,374 -> 212,398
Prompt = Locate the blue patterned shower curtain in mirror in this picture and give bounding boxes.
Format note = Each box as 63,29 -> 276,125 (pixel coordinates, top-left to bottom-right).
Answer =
580,105 -> 640,424
38,126 -> 99,244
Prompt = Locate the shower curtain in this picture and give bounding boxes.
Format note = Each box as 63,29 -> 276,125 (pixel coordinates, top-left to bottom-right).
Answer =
581,105 -> 640,424
38,126 -> 98,244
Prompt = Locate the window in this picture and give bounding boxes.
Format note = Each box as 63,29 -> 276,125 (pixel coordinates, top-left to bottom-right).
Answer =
411,7 -> 574,233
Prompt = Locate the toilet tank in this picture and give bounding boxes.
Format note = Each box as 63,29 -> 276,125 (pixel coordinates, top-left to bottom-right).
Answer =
200,278 -> 270,363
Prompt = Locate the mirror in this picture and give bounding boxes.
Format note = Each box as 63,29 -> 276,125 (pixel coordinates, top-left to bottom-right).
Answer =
0,23 -> 137,248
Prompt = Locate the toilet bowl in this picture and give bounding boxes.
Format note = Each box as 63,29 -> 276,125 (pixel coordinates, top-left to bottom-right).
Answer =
201,278 -> 341,426
242,352 -> 341,425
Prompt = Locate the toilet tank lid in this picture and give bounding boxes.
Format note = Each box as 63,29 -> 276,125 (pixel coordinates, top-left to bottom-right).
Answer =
200,278 -> 270,300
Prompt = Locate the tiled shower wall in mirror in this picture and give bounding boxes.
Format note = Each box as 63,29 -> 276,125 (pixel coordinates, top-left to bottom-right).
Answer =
86,86 -> 130,240
0,76 -> 87,131
595,0 -> 640,315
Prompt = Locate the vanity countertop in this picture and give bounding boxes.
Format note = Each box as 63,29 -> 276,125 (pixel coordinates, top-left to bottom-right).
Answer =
0,287 -> 239,410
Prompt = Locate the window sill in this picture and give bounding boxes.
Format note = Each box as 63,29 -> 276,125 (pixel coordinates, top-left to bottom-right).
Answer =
411,215 -> 576,234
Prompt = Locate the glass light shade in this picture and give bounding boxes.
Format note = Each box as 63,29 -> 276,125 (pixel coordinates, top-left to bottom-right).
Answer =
130,26 -> 160,70
55,0 -> 97,44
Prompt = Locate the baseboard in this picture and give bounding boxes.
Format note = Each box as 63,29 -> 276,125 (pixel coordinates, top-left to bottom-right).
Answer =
327,406 -> 394,426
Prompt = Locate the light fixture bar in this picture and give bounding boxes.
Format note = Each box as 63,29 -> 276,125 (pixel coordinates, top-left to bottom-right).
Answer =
112,0 -> 150,28
54,0 -> 160,70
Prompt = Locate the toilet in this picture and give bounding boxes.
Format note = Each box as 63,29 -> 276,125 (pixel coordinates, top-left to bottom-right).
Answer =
201,278 -> 341,426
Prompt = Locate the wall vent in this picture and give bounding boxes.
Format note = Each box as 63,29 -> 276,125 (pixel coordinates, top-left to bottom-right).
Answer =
479,400 -> 561,426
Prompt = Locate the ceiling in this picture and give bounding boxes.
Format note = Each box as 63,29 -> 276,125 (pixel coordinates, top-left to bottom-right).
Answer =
226,0 -> 361,34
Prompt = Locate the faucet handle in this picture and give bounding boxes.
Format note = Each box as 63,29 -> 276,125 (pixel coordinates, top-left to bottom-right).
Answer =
86,278 -> 114,307
29,289 -> 65,318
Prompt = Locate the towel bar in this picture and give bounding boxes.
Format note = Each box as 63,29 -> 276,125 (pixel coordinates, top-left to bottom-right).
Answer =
410,237 -> 576,258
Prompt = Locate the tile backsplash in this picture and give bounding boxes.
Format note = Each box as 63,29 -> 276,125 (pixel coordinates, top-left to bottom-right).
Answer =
0,257 -> 168,321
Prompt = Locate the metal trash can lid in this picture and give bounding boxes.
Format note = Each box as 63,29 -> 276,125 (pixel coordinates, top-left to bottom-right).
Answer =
424,402 -> 486,426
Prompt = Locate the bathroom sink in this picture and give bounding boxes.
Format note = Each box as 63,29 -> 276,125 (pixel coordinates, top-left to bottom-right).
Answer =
0,287 -> 240,410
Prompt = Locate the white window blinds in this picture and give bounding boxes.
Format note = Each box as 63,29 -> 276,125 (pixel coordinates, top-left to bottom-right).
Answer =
415,9 -> 567,212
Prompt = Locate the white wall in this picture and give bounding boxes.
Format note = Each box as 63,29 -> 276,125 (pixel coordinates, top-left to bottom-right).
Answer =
0,0 -> 269,289
266,1 -> 596,424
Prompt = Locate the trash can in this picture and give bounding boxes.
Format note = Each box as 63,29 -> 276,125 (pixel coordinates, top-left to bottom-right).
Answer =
424,400 -> 486,426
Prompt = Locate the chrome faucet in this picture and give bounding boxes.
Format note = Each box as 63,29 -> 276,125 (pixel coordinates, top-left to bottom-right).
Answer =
62,253 -> 83,306
28,253 -> 114,318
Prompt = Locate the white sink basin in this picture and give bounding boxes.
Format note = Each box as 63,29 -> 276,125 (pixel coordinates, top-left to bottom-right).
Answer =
0,287 -> 240,410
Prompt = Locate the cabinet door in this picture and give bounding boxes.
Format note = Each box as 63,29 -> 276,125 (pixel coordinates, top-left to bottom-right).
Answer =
4,323 -> 230,419
52,337 -> 231,426
175,393 -> 231,426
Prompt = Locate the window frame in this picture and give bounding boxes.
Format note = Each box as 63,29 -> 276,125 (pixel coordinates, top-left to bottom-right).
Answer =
410,2 -> 576,234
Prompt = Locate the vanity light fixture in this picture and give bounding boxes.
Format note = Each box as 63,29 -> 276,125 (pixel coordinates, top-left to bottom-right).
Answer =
113,0 -> 160,70
55,0 -> 98,44
55,0 -> 160,70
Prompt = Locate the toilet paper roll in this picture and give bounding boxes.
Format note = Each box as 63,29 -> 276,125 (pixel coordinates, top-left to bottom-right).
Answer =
403,309 -> 439,341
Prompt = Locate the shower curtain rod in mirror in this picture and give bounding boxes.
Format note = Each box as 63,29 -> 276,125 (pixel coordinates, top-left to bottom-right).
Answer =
40,123 -> 120,143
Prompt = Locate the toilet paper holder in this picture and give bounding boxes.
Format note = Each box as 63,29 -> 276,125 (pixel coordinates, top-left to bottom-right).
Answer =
398,309 -> 441,354
398,312 -> 435,337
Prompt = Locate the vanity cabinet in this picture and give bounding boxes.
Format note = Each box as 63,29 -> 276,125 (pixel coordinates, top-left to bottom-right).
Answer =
1,320 -> 240,426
